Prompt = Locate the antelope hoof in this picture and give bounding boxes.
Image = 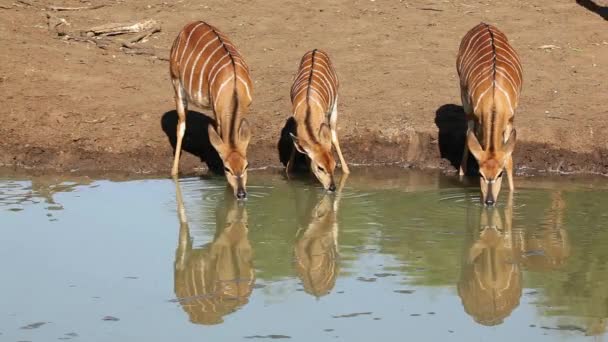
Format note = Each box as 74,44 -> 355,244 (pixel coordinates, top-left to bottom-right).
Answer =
342,165 -> 351,174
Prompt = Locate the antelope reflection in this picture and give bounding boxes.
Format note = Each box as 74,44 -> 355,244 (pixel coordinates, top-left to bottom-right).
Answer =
522,191 -> 570,272
173,180 -> 254,325
458,194 -> 523,326
293,175 -> 347,297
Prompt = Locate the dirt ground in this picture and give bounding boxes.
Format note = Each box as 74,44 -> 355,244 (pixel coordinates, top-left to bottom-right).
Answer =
1,0 -> 607,176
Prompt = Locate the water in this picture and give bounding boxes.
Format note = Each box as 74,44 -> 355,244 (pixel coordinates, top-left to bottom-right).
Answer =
1,169 -> 607,341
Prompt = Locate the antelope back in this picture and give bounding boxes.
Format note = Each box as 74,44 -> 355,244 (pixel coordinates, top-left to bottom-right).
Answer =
289,49 -> 339,190
456,23 -> 522,120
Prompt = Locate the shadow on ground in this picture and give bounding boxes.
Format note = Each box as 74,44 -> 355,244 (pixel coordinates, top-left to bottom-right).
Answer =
161,110 -> 223,174
576,0 -> 608,20
434,104 -> 477,176
277,117 -> 309,173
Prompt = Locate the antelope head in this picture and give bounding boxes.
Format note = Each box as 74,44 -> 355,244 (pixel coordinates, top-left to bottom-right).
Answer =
208,120 -> 251,200
290,123 -> 337,191
467,129 -> 516,206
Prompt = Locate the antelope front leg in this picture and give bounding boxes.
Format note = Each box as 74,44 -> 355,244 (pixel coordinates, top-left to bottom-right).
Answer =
285,147 -> 296,176
171,82 -> 188,176
506,154 -> 514,191
329,103 -> 350,174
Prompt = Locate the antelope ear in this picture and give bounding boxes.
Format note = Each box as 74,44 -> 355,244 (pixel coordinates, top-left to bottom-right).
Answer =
208,124 -> 227,157
290,132 -> 308,155
503,129 -> 517,158
466,131 -> 484,161
238,119 -> 252,149
319,123 -> 332,148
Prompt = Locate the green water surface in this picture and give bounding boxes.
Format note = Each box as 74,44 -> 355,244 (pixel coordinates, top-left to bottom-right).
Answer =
1,169 -> 607,341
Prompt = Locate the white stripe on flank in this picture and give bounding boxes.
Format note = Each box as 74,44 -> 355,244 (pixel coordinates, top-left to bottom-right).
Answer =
197,44 -> 224,104
178,22 -> 206,65
184,32 -> 214,92
495,83 -> 514,115
473,86 -> 492,113
237,76 -> 252,101
188,36 -> 219,96
209,58 -> 232,90
213,75 -> 235,109
181,31 -> 212,89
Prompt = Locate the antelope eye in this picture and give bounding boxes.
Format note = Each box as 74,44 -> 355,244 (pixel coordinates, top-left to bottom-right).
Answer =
318,166 -> 326,172
497,171 -> 504,178
224,167 -> 232,174
244,163 -> 249,170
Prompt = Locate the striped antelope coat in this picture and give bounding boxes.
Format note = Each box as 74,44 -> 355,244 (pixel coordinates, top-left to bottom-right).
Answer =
288,49 -> 349,190
456,22 -> 523,205
169,21 -> 253,199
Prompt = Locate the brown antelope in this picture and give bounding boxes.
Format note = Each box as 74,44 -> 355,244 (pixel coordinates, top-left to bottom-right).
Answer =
169,21 -> 253,199
457,23 -> 523,205
458,193 -> 523,326
173,180 -> 254,325
288,49 -> 349,191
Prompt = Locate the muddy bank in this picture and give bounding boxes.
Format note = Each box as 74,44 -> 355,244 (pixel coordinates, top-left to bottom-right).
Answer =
1,0 -> 607,176
2,130 -> 607,176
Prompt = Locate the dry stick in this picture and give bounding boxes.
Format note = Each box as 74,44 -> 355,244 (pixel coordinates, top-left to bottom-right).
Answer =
121,26 -> 161,49
16,0 -> 34,6
48,4 -> 105,11
86,19 -> 157,36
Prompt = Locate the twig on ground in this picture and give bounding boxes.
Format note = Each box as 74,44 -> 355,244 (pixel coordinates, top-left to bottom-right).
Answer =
16,0 -> 34,7
121,25 -> 161,49
85,19 -> 158,36
47,4 -> 105,11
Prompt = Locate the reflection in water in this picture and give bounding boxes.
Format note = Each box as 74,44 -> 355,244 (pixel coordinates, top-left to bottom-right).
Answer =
458,194 -> 523,326
0,177 -> 92,212
173,180 -> 255,325
458,190 -> 573,328
293,175 -> 346,297
522,191 -> 571,272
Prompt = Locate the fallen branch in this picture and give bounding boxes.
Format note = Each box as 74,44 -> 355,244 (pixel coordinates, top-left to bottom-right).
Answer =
416,7 -> 443,11
121,25 -> 161,49
86,19 -> 158,36
16,0 -> 34,7
48,4 -> 105,11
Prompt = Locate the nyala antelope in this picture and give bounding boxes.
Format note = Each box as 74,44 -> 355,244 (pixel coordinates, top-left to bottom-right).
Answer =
169,21 -> 253,199
457,23 -> 523,205
288,49 -> 349,191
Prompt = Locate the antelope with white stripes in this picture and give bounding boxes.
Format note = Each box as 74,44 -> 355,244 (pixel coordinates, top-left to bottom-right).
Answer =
169,21 -> 253,199
457,23 -> 523,206
288,49 -> 349,191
